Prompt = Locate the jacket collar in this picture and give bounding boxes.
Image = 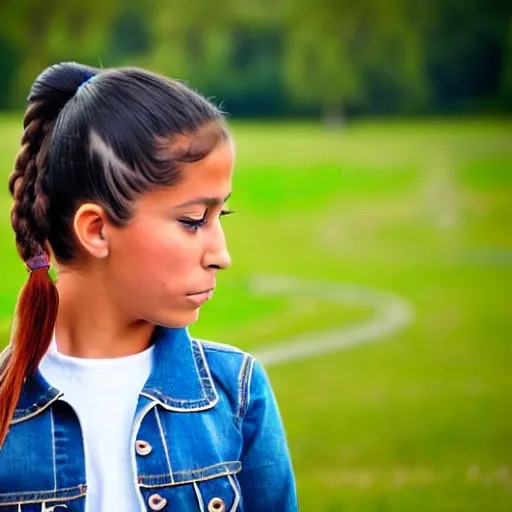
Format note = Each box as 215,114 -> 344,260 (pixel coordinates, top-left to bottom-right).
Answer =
140,326 -> 218,411
11,326 -> 217,425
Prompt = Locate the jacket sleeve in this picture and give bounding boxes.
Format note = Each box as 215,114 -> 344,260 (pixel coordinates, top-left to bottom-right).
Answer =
237,357 -> 298,511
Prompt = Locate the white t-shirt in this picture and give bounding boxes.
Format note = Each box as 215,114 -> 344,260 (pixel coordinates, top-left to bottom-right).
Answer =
39,338 -> 154,512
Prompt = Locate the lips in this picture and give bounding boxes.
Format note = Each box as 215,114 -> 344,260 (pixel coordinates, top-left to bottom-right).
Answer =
188,287 -> 214,296
186,288 -> 214,306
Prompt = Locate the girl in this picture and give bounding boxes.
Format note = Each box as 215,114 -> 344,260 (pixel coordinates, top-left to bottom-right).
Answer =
0,62 -> 297,512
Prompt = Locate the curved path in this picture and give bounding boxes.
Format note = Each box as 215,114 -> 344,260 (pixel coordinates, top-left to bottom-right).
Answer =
248,275 -> 415,367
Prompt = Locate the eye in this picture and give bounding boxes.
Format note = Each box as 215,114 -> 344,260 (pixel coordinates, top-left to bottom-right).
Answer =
178,214 -> 207,232
220,209 -> 235,218
178,209 -> 234,232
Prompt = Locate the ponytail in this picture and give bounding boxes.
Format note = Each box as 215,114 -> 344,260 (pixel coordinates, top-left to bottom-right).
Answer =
0,64 -> 91,447
0,265 -> 58,447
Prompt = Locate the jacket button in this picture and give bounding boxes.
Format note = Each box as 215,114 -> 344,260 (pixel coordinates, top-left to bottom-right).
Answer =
135,440 -> 152,456
148,493 -> 167,510
208,497 -> 226,512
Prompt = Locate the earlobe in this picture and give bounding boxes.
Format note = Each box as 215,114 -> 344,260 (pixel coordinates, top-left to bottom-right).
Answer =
73,204 -> 110,259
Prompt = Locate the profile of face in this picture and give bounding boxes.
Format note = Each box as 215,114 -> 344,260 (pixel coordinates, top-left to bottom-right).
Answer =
74,137 -> 235,328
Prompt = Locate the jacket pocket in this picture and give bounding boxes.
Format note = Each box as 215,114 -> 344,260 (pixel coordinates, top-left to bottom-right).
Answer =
139,461 -> 241,512
0,485 -> 86,511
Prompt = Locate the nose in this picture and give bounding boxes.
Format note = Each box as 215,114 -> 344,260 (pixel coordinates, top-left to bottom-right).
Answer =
202,222 -> 231,271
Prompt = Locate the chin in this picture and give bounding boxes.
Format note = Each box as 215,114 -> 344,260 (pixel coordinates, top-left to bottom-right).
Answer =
153,309 -> 200,329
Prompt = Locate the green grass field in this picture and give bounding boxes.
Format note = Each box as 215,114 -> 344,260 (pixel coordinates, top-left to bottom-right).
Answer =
1,116 -> 511,511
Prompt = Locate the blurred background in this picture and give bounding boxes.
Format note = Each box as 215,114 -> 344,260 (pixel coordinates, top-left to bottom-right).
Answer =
1,0 -> 511,510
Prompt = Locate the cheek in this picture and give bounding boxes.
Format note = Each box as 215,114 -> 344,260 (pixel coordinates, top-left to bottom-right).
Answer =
117,223 -> 198,288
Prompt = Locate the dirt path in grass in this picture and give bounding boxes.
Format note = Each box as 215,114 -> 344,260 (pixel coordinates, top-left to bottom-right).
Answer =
249,275 -> 415,367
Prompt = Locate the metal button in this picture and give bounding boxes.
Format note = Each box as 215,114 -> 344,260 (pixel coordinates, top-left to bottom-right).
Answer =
208,497 -> 226,512
135,440 -> 152,456
148,493 -> 167,510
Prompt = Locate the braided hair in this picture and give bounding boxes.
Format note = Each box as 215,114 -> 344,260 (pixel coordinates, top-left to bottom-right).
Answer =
0,62 -> 228,445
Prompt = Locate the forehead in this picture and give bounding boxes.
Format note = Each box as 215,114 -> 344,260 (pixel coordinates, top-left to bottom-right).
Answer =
177,138 -> 235,191
136,139 -> 235,210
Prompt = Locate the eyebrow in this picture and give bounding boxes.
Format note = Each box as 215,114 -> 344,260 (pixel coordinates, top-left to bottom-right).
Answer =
175,193 -> 231,209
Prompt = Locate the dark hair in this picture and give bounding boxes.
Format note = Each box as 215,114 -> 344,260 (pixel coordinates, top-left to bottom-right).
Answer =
0,62 -> 229,445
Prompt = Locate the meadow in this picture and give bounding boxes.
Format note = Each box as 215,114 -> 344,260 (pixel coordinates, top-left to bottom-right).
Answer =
0,115 -> 511,511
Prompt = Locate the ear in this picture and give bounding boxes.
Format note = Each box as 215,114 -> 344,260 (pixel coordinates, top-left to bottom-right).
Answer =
73,203 -> 110,259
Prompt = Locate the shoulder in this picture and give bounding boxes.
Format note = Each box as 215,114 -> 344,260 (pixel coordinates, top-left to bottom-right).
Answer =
193,337 -> 255,381
196,338 -> 247,356
192,338 -> 260,415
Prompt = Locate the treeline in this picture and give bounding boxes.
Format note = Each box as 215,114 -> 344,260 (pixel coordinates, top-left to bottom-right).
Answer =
0,0 -> 511,118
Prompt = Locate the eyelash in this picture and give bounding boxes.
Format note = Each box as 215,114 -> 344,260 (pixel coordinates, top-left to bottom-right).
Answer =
179,209 -> 234,232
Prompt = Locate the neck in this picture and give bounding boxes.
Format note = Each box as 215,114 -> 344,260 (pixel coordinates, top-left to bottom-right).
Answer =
54,269 -> 154,358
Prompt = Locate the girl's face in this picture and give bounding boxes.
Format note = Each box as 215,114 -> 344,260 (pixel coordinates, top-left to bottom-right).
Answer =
105,138 -> 235,328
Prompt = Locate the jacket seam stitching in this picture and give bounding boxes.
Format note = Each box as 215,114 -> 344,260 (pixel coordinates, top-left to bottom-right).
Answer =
198,340 -> 245,355
194,340 -> 219,406
139,392 -> 216,411
0,486 -> 86,503
228,474 -> 241,512
137,461 -> 241,481
154,407 -> 174,484
138,467 -> 242,489
50,407 -> 57,492
193,482 -> 205,512
11,393 -> 63,425
0,492 -> 86,507
245,358 -> 255,419
173,460 -> 241,476
130,400 -> 158,512
191,339 -> 209,400
235,354 -> 252,422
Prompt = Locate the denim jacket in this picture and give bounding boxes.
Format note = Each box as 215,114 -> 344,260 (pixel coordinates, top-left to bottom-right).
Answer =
0,327 -> 298,511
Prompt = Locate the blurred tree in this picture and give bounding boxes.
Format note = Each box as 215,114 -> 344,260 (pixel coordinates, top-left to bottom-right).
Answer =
0,0 -> 119,106
0,0 -> 510,115
145,0 -> 233,88
145,0 -> 287,116
500,16 -> 512,109
106,7 -> 152,64
420,0 -> 512,113
282,0 -> 425,123
0,36 -> 20,109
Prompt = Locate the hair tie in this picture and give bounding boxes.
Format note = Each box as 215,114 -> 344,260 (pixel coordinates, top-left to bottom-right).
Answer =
26,253 -> 50,272
78,75 -> 95,92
